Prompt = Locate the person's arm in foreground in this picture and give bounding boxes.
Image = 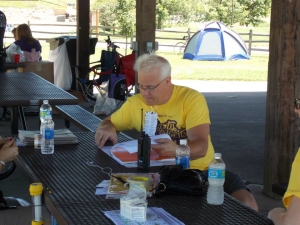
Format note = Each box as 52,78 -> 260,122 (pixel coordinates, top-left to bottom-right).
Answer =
151,123 -> 209,160
268,196 -> 300,225
0,138 -> 18,171
95,116 -> 118,148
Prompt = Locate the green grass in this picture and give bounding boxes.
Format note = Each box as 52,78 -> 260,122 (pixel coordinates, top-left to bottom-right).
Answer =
159,52 -> 268,81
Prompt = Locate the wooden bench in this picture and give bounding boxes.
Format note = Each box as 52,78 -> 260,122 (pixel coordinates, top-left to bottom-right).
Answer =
54,105 -> 102,132
272,182 -> 288,196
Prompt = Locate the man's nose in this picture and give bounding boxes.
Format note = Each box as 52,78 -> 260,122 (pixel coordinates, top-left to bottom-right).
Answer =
140,88 -> 150,96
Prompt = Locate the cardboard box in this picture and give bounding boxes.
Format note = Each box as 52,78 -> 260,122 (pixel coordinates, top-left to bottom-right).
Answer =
46,38 -> 60,51
21,61 -> 54,83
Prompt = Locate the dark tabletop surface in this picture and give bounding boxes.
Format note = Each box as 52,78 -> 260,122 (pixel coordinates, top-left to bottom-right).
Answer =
0,72 -> 78,106
4,62 -> 26,69
16,132 -> 273,225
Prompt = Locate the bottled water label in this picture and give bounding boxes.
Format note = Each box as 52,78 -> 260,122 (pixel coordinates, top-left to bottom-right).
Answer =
208,168 -> 225,179
43,128 -> 54,139
176,156 -> 190,169
40,110 -> 52,119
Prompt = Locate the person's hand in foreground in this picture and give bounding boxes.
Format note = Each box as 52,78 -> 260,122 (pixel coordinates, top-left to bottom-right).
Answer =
0,137 -> 9,149
268,196 -> 300,225
0,138 -> 18,164
95,117 -> 118,148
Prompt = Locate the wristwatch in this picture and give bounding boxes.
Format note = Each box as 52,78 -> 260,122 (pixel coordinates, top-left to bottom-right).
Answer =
0,160 -> 5,169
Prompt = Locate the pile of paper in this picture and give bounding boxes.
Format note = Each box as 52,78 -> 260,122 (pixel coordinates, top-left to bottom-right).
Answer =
102,133 -> 175,168
18,129 -> 78,145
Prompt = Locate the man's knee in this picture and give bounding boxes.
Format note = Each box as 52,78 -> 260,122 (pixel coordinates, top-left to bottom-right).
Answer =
223,170 -> 258,211
231,189 -> 259,211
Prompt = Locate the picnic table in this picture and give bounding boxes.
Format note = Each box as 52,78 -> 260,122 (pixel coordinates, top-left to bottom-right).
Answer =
15,131 -> 274,224
0,72 -> 78,134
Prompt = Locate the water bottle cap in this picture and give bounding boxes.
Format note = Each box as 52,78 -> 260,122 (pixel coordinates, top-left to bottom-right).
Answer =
43,100 -> 49,104
179,139 -> 187,145
214,153 -> 222,158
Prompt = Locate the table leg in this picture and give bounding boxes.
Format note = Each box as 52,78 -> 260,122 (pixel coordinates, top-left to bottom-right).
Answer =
10,107 -> 18,135
18,106 -> 27,130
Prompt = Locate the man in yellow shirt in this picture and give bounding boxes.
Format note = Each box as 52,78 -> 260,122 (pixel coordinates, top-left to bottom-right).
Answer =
268,108 -> 300,224
95,52 -> 258,211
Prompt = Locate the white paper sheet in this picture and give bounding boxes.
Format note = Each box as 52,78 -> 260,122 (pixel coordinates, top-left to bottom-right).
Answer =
104,207 -> 185,225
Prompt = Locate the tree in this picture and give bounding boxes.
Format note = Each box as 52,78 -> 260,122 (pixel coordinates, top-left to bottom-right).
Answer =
204,0 -> 270,26
239,0 -> 271,26
114,0 -> 135,53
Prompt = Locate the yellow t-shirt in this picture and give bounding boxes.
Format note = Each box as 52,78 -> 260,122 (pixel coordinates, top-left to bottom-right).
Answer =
283,148 -> 300,208
111,85 -> 215,170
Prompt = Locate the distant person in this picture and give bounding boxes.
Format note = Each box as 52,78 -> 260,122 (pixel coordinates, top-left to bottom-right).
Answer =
268,107 -> 300,224
15,23 -> 41,53
11,27 -> 17,41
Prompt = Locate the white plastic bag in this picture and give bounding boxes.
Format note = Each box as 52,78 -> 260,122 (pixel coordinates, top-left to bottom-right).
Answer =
48,40 -> 72,90
93,81 -> 117,115
5,43 -> 25,63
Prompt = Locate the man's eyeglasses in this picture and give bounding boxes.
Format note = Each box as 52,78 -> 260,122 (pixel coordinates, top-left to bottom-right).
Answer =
136,79 -> 165,92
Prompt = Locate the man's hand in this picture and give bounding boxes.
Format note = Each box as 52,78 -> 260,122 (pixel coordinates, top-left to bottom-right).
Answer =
151,138 -> 177,157
95,118 -> 118,148
0,138 -> 18,163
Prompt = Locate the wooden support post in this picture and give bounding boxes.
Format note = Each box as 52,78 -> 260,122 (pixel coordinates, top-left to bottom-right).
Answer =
135,0 -> 156,94
263,0 -> 300,196
136,0 -> 156,56
76,0 -> 90,89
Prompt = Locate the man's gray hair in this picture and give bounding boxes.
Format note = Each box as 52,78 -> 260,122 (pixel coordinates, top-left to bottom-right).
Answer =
133,51 -> 171,79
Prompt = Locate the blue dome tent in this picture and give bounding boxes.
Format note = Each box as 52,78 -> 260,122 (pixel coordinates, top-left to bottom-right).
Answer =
183,22 -> 250,61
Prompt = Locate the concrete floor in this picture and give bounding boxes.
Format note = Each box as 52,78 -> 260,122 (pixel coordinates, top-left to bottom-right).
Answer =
0,82 -> 284,220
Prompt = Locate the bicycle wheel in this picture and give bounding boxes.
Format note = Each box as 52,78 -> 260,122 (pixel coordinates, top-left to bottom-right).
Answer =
0,161 -> 16,180
78,79 -> 97,102
174,42 -> 186,55
79,64 -> 103,102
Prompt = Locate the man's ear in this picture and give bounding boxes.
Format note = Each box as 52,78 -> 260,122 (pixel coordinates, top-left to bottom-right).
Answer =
166,76 -> 172,85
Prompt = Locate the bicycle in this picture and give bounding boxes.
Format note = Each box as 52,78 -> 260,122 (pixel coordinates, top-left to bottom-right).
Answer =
174,35 -> 189,55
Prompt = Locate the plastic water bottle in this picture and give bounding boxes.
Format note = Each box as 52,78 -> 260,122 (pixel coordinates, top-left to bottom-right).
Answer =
40,100 -> 52,123
41,115 -> 54,154
175,139 -> 190,169
207,153 -> 225,205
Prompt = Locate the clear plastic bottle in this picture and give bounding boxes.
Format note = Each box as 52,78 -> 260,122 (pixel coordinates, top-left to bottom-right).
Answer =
40,100 -> 52,123
175,139 -> 190,169
207,153 -> 225,205
41,115 -> 54,154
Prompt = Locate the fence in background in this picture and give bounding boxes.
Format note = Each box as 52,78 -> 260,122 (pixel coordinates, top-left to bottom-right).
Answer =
5,22 -> 269,55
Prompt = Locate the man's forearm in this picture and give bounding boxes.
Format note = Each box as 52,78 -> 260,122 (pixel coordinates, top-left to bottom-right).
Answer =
96,117 -> 117,133
97,119 -> 114,130
188,139 -> 208,160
